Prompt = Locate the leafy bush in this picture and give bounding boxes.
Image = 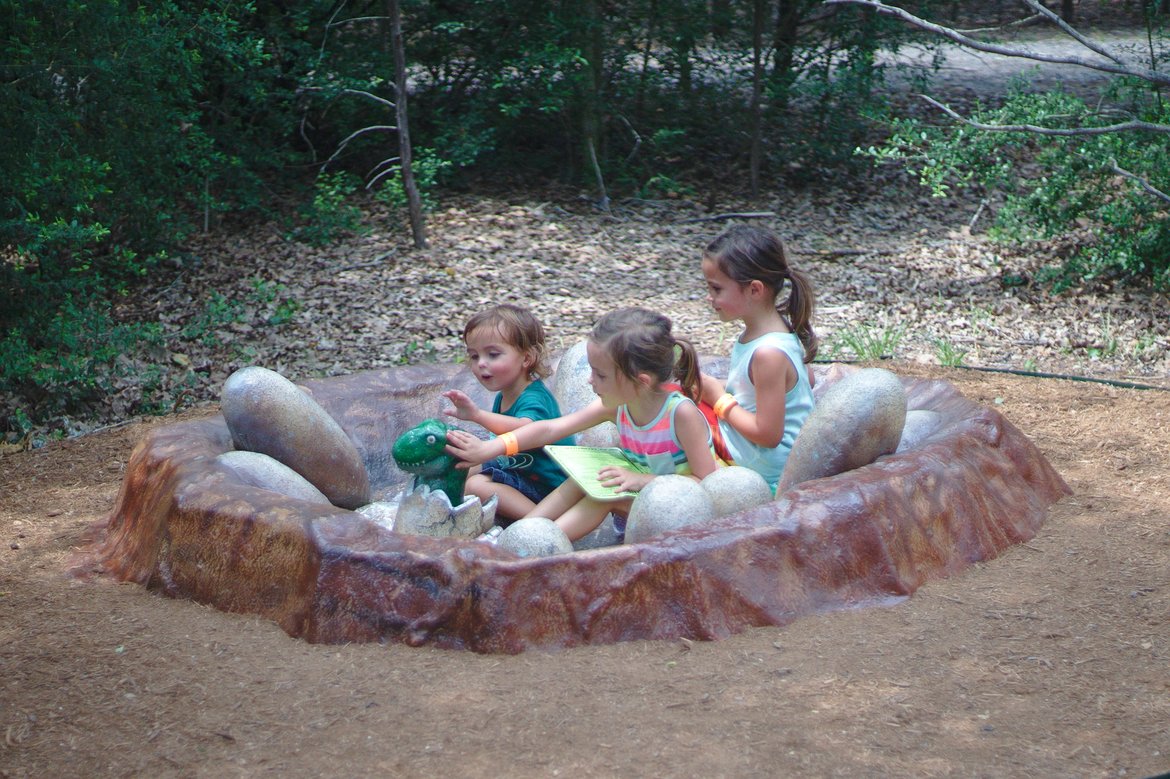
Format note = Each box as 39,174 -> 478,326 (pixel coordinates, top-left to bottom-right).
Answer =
0,1 -> 308,270
404,0 -> 927,188
861,10 -> 1170,289
0,290 -> 163,429
373,148 -> 453,211
0,1 -> 320,433
288,172 -> 368,246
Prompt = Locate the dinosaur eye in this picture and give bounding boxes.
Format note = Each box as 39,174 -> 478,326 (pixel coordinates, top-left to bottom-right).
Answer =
426,434 -> 437,445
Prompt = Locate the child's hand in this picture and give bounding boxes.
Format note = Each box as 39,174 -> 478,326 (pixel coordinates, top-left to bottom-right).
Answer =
597,466 -> 652,493
441,389 -> 480,421
445,428 -> 494,469
699,373 -> 726,406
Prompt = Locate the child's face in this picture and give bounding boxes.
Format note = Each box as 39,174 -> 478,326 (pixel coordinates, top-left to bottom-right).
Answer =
464,326 -> 531,396
702,256 -> 753,323
585,341 -> 640,409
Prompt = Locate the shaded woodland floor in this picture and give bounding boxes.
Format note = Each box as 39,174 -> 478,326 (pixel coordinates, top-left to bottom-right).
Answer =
3,13 -> 1170,778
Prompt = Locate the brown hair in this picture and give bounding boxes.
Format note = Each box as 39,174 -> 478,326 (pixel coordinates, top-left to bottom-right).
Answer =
462,304 -> 550,379
589,307 -> 702,402
704,225 -> 818,362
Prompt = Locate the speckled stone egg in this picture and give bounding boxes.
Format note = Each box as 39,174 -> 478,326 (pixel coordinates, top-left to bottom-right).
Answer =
624,474 -> 715,544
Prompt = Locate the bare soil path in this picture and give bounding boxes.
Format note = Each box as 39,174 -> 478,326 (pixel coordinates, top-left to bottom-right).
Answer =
3,17 -> 1169,779
2,366 -> 1168,778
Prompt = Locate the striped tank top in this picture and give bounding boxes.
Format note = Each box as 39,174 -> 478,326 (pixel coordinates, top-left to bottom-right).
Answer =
616,391 -> 711,476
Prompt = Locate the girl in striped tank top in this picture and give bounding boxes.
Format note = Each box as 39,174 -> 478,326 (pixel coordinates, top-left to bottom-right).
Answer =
446,307 -> 718,542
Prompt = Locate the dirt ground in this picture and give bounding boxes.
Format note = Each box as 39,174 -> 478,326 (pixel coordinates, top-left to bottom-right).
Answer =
4,11 -> 1170,779
2,364 -> 1168,778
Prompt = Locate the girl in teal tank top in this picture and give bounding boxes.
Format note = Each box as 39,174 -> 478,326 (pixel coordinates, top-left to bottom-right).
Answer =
698,225 -> 818,493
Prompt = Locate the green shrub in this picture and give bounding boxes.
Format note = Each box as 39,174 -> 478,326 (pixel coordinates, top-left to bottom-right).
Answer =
864,63 -> 1170,288
373,148 -> 453,211
0,292 -> 163,429
288,171 -> 368,246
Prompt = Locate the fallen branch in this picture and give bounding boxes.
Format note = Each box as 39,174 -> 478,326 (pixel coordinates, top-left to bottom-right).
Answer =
917,95 -> 1170,136
1109,160 -> 1170,206
822,0 -> 1170,88
789,248 -> 899,259
969,198 -> 988,230
955,13 -> 1044,35
681,211 -> 775,223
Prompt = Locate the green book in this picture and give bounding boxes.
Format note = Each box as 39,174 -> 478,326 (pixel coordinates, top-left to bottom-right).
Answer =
543,445 -> 650,502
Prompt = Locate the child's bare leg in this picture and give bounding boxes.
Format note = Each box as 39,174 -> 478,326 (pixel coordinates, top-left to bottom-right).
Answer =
555,497 -> 633,542
463,473 -> 535,522
525,480 -> 586,522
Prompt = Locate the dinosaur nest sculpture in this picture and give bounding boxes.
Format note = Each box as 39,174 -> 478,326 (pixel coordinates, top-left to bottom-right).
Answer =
99,363 -> 1068,654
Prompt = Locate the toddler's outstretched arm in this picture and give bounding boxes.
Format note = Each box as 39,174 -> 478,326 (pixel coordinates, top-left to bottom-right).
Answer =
441,389 -> 527,435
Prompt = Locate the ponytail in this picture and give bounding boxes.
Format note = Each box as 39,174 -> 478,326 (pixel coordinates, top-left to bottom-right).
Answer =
671,338 -> 702,402
783,268 -> 818,363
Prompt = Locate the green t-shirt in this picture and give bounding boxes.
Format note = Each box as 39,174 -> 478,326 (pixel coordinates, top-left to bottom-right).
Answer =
491,379 -> 574,495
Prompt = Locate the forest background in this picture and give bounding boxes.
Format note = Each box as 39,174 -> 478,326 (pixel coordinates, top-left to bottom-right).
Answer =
2,0 -> 1168,445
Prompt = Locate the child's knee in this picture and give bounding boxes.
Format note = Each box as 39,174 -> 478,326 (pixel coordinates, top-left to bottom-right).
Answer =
464,473 -> 494,498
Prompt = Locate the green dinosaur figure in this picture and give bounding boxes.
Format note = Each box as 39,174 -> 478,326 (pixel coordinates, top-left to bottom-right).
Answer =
391,418 -> 467,506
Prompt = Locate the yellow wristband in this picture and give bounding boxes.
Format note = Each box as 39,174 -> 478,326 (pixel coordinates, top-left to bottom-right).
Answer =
713,393 -> 738,420
499,431 -> 520,457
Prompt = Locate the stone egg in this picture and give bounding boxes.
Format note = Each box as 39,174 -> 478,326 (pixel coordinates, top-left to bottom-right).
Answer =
701,466 -> 773,518
624,474 -> 715,544
221,366 -> 370,509
779,367 -> 906,492
897,409 -> 943,453
216,450 -> 333,506
354,500 -> 400,531
497,517 -> 573,558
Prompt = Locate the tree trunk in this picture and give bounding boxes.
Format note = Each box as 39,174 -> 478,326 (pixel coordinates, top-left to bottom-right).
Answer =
636,0 -> 659,114
387,0 -> 426,249
1061,0 -> 1075,23
711,0 -> 732,39
579,0 -> 608,208
771,0 -> 802,113
749,0 -> 765,197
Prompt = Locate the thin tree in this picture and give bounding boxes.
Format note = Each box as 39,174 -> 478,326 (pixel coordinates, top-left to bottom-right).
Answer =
388,0 -> 426,248
749,0 -> 766,197
320,1 -> 427,248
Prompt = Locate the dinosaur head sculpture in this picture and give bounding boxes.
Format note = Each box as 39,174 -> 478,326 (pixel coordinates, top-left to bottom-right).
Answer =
391,418 -> 467,506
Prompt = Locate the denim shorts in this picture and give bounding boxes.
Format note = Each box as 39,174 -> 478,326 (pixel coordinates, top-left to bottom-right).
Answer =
480,464 -> 545,504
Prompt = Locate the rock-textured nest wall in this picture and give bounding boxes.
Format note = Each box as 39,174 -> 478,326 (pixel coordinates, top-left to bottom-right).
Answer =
96,363 -> 1069,654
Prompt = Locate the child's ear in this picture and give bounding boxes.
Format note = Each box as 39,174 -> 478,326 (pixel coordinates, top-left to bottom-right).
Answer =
748,279 -> 768,299
636,372 -> 656,390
